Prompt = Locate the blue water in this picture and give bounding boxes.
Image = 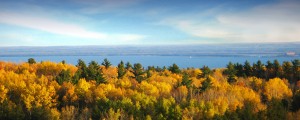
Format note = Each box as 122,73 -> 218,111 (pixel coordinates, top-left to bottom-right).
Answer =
0,56 -> 298,68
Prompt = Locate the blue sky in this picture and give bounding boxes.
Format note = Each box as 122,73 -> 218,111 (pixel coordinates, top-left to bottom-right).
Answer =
0,0 -> 299,46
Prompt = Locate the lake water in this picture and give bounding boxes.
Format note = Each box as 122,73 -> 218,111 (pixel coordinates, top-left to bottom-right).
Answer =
0,56 -> 298,68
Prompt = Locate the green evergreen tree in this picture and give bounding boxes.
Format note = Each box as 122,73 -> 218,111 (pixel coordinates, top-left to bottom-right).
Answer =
266,99 -> 287,120
27,58 -> 36,64
146,70 -> 151,78
73,59 -> 89,84
200,77 -> 212,92
88,61 -> 106,84
168,64 -> 181,74
102,58 -> 112,69
243,60 -> 252,77
273,60 -> 282,78
61,60 -> 66,64
225,62 -> 237,84
117,61 -> 126,79
125,62 -> 132,70
181,73 -> 192,88
253,60 -> 265,79
237,101 -> 257,120
266,60 -> 274,79
77,59 -> 88,77
56,69 -> 71,85
234,63 -> 244,77
133,63 -> 144,83
292,59 -> 300,102
155,66 -> 163,72
200,65 -> 211,78
292,59 -> 300,82
282,61 -> 293,83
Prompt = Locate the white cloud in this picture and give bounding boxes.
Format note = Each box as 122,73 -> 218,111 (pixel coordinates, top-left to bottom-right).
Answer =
217,1 -> 300,42
113,34 -> 146,42
0,31 -> 147,46
160,1 -> 300,43
0,12 -> 107,39
0,11 -> 147,45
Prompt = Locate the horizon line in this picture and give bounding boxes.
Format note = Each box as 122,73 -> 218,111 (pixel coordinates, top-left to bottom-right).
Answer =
0,41 -> 299,47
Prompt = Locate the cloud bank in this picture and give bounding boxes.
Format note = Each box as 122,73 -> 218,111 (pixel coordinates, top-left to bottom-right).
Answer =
0,10 -> 146,45
0,12 -> 107,39
160,1 -> 300,43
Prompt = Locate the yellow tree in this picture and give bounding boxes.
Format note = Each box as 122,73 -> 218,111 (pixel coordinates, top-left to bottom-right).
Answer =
0,85 -> 8,103
264,78 -> 292,101
139,81 -> 159,97
21,76 -> 57,110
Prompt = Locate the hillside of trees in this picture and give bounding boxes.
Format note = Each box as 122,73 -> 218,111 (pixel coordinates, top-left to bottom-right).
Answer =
0,58 -> 299,120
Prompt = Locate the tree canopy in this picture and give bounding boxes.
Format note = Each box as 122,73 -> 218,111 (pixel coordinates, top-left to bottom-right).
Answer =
0,59 -> 299,120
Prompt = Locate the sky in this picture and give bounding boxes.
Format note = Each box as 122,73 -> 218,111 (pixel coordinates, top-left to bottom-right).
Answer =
0,0 -> 299,46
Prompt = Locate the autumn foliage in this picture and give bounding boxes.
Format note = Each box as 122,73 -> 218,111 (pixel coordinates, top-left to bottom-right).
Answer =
0,59 -> 299,120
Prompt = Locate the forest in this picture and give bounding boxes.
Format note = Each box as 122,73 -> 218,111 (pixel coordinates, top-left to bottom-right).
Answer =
0,58 -> 299,120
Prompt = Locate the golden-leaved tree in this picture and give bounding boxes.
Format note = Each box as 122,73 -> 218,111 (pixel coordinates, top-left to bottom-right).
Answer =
264,78 -> 292,101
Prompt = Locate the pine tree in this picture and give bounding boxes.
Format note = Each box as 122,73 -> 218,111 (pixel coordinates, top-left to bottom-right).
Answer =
88,61 -> 105,84
117,61 -> 126,79
200,65 -> 211,78
168,64 -> 181,74
243,60 -> 252,77
102,58 -> 112,69
28,58 -> 36,64
56,69 -> 71,85
225,62 -> 237,84
73,59 -> 88,84
133,63 -> 144,83
200,77 -> 212,92
125,62 -> 132,70
181,73 -> 192,88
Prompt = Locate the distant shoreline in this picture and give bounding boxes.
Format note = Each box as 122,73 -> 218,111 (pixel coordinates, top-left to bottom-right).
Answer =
0,54 -> 298,57
0,43 -> 299,57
